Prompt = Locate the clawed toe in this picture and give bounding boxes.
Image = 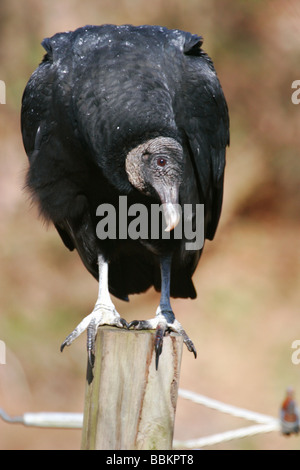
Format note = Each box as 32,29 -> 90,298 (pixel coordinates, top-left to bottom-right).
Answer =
128,319 -> 151,330
60,336 -> 73,353
120,318 -> 130,328
60,327 -> 82,352
128,314 -> 196,368
129,319 -> 169,369
154,323 -> 166,369
61,304 -> 196,370
60,306 -> 128,367
184,337 -> 197,358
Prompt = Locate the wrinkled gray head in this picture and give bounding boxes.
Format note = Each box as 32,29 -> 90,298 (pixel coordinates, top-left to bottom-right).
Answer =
125,136 -> 184,231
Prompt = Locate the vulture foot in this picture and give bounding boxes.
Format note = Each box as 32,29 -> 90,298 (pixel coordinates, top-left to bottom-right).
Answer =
129,308 -> 197,369
60,304 -> 128,366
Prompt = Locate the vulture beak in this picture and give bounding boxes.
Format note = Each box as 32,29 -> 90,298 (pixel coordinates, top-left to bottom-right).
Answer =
163,201 -> 181,232
155,184 -> 181,232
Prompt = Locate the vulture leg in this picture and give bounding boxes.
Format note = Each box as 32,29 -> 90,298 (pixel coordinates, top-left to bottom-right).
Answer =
61,254 -> 128,366
129,255 -> 197,368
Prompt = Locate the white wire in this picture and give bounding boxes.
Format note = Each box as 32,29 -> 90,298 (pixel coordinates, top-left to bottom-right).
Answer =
0,409 -> 83,428
178,388 -> 277,424
1,388 -> 281,447
22,412 -> 83,428
173,422 -> 280,449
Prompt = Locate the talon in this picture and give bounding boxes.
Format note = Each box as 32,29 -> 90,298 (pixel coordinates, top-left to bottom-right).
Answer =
185,339 -> 197,358
60,330 -> 76,352
128,313 -> 196,367
181,331 -> 197,358
87,319 -> 97,365
155,323 -> 165,369
60,298 -> 128,366
120,318 -> 129,328
128,320 -> 150,330
88,349 -> 95,368
128,320 -> 140,329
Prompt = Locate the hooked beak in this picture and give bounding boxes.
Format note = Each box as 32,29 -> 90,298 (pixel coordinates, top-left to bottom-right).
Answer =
162,202 -> 181,232
155,184 -> 181,232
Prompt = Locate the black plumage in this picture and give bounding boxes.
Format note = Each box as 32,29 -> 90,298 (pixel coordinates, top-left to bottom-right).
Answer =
21,24 -> 229,366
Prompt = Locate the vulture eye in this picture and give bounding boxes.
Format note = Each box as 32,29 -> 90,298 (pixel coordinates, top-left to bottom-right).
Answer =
157,157 -> 167,167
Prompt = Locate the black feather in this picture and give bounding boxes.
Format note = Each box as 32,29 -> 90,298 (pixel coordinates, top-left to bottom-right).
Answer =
21,24 -> 229,301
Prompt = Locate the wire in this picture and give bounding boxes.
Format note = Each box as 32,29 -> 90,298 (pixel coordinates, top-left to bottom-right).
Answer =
0,388 -> 281,447
0,409 -> 83,429
173,422 -> 280,449
178,388 -> 278,424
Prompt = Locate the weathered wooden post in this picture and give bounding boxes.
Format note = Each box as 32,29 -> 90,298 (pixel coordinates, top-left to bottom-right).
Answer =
81,326 -> 183,450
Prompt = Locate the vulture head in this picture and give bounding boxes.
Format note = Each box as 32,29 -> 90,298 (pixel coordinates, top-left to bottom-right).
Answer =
125,136 -> 183,231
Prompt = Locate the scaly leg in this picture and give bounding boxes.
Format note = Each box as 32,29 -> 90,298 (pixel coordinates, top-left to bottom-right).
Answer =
61,254 -> 128,365
129,255 -> 196,368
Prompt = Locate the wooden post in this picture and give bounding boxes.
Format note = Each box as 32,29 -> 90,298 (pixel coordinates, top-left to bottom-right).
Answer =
81,326 -> 183,450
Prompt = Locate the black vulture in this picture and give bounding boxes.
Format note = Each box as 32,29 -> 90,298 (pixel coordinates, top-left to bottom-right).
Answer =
21,24 -> 229,367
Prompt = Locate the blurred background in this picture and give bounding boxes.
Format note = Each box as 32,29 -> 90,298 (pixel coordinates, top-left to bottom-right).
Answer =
0,0 -> 300,450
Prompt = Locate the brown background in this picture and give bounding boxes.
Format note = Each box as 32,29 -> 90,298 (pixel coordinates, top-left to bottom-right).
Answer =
0,0 -> 300,450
